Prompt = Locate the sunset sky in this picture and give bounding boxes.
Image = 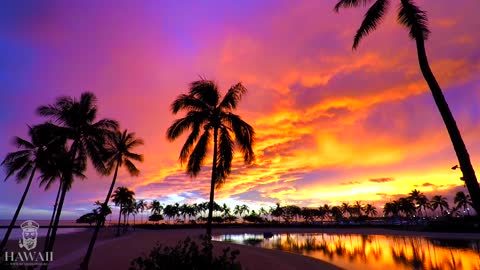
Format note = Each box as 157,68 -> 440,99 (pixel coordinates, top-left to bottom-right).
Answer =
1,0 -> 479,219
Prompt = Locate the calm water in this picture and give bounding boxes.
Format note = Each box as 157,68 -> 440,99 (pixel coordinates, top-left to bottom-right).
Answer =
213,233 -> 480,270
0,228 -> 86,240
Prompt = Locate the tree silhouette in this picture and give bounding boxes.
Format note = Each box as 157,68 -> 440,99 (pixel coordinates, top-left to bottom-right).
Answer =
37,92 -> 118,264
0,125 -> 66,251
167,79 -> 255,236
81,130 -> 143,269
334,0 -> 480,214
430,195 -> 449,216
454,191 -> 473,216
111,186 -> 135,236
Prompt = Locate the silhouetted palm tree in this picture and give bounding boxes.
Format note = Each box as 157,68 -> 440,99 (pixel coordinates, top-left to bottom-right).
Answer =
0,126 -> 65,251
167,79 -> 255,236
334,0 -> 480,214
454,191 -> 473,216
408,189 -> 427,217
136,199 -> 147,223
430,195 -> 449,216
384,201 -> 400,218
38,92 -> 118,261
81,130 -> 143,269
364,204 -> 377,217
111,186 -> 135,236
416,195 -> 430,217
150,200 -> 163,215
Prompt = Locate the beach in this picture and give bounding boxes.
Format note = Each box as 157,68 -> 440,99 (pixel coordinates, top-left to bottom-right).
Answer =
5,227 -> 480,270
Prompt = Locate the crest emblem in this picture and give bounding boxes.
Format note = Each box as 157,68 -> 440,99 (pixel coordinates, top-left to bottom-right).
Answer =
19,220 -> 39,251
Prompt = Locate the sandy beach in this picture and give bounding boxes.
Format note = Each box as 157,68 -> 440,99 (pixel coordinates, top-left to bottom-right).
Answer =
5,227 -> 480,270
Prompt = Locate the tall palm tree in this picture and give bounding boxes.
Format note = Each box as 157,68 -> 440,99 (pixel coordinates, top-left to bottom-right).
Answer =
110,186 -> 135,236
0,125 -> 65,251
167,79 -> 255,236
430,195 -> 449,216
137,199 -> 147,223
454,191 -> 473,216
81,129 -> 143,269
38,92 -> 118,261
334,0 -> 480,214
123,199 -> 138,226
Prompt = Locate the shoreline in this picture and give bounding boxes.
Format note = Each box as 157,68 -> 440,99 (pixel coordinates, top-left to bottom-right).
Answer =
4,227 -> 480,270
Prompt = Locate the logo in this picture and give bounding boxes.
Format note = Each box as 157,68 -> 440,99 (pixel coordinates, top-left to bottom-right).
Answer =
19,220 -> 39,251
3,219 -> 53,266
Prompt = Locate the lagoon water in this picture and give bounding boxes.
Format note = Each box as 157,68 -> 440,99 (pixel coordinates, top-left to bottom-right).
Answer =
213,233 -> 480,270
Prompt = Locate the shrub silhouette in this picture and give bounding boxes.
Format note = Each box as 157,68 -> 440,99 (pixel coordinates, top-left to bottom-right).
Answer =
129,235 -> 242,270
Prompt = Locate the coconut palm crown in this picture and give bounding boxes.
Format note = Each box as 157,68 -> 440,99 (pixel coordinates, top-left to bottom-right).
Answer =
167,79 -> 255,235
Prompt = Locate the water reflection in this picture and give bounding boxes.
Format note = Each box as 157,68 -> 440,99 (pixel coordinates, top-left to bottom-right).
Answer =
213,233 -> 480,270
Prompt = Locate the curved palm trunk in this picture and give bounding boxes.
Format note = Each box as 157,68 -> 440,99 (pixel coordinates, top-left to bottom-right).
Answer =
206,127 -> 218,236
41,178 -> 69,270
0,166 -> 36,252
416,37 -> 480,215
41,141 -> 78,270
80,160 -> 120,270
44,181 -> 62,252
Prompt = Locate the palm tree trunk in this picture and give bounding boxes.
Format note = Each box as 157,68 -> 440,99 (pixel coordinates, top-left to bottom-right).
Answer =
116,204 -> 122,236
44,181 -> 62,252
206,127 -> 218,236
0,166 -> 36,252
41,178 -> 69,270
81,160 -> 120,270
41,141 -> 79,270
416,37 -> 480,214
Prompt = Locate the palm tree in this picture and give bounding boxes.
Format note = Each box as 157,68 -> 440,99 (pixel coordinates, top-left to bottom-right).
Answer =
136,199 -> 147,223
341,202 -> 353,218
166,79 -> 255,236
334,0 -> 480,214
353,201 -> 363,217
123,199 -> 138,226
454,191 -> 473,216
398,198 -> 416,217
93,201 -> 112,227
0,126 -> 65,251
416,195 -> 430,217
430,195 -> 449,216
38,92 -> 118,260
81,130 -> 143,269
150,200 -> 163,216
383,201 -> 400,218
110,187 -> 135,236
408,189 -> 427,217
364,204 -> 377,218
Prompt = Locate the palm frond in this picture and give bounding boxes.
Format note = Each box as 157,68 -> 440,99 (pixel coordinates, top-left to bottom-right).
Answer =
124,151 -> 144,162
398,0 -> 430,40
353,0 -> 390,49
186,129 -> 210,177
215,126 -> 234,188
166,111 -> 209,141
13,137 -> 34,149
124,159 -> 140,176
171,94 -> 209,114
179,122 -> 202,164
189,80 -> 220,107
218,83 -> 247,111
334,0 -> 373,12
222,113 -> 255,164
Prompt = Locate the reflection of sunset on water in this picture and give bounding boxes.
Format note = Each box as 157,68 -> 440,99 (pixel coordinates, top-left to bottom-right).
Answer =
215,233 -> 480,270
